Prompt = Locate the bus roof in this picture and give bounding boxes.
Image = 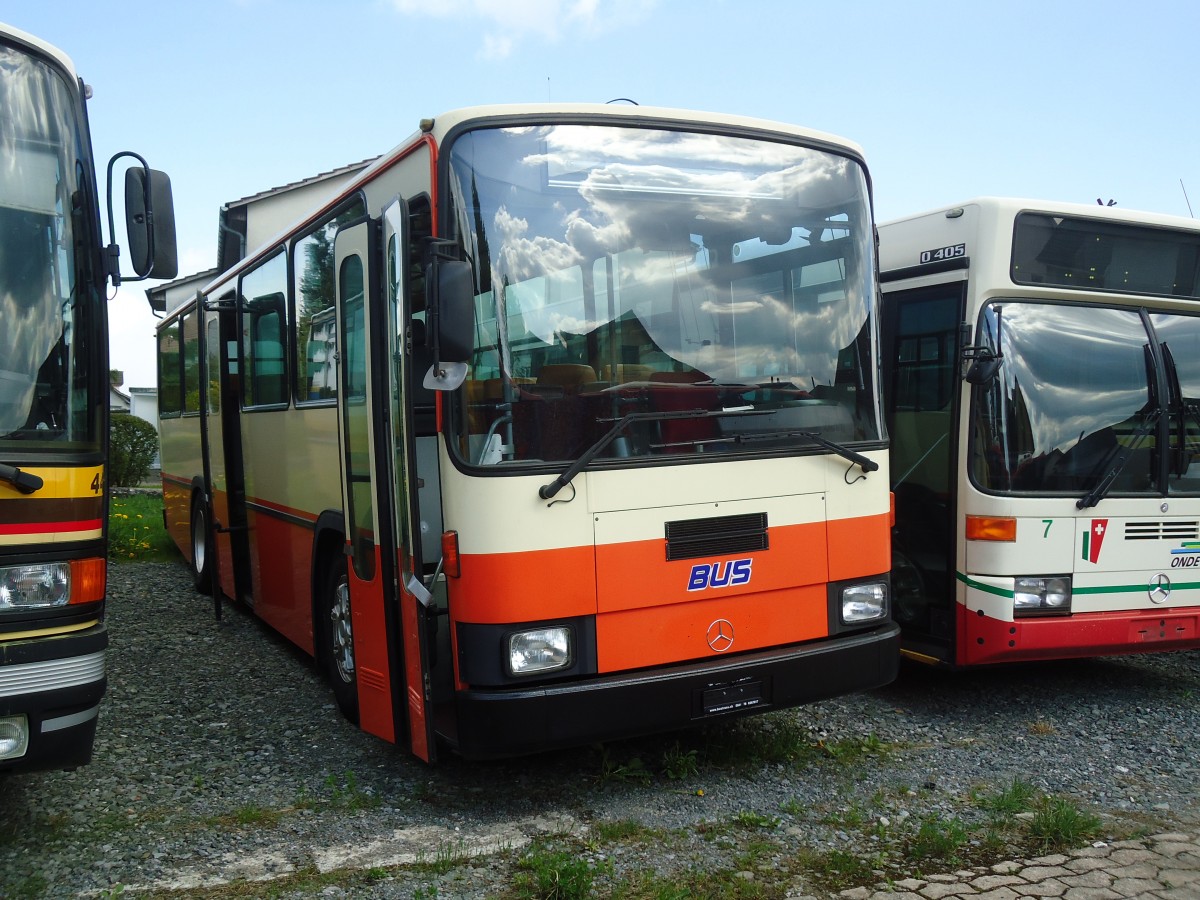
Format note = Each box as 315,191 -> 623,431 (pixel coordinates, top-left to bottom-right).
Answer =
193,103 -> 871,303
882,196 -> 1200,234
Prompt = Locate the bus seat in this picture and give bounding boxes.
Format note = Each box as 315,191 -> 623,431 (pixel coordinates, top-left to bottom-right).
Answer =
536,363 -> 597,393
602,364 -> 652,383
648,374 -> 719,451
649,369 -> 708,383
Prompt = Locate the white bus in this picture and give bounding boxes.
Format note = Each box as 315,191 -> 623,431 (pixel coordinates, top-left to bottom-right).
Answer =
158,104 -> 898,762
880,197 -> 1200,666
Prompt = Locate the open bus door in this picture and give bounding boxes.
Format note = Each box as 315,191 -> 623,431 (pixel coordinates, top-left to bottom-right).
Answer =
334,209 -> 436,762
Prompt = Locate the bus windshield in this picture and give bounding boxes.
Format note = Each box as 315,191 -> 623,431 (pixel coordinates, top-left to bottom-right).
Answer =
0,41 -> 98,451
446,122 -> 880,466
969,301 -> 1200,496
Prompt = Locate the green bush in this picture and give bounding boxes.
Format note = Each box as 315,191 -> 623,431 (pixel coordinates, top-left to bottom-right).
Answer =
109,414 -> 159,488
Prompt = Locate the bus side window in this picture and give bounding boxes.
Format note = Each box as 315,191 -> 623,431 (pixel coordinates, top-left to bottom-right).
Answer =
240,250 -> 289,408
293,197 -> 368,404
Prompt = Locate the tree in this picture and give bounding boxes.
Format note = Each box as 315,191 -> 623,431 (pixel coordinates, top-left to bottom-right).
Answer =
109,414 -> 159,488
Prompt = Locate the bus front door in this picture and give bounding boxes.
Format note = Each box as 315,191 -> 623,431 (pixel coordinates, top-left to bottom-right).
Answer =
334,213 -> 436,762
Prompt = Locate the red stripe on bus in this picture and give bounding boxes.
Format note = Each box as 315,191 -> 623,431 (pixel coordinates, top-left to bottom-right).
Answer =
0,518 -> 102,535
961,606 -> 1200,665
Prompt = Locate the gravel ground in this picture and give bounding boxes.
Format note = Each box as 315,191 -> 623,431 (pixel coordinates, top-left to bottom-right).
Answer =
2,559 -> 1199,898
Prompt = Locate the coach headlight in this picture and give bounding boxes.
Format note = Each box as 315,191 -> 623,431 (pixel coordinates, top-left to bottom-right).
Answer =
1014,576 -> 1072,616
0,563 -> 70,610
0,715 -> 29,761
507,626 -> 573,676
841,581 -> 889,624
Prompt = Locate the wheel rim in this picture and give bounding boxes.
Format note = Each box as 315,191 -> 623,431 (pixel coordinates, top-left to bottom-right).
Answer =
192,506 -> 207,574
329,576 -> 355,683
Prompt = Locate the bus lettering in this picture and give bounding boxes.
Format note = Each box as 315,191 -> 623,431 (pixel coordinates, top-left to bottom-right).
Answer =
687,559 -> 753,592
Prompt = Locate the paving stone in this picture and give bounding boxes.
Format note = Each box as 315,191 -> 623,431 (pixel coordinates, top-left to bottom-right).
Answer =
1158,868 -> 1200,887
1013,878 -> 1069,897
1061,869 -> 1116,889
1020,866 -> 1073,882
1065,858 -> 1113,874
1108,849 -> 1156,866
971,875 -> 1028,891
1109,877 -> 1171,898
919,882 -> 977,899
1030,855 -> 1071,866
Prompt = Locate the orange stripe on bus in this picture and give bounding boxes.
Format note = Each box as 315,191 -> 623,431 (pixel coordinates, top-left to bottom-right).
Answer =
454,544 -> 598,623
596,583 -> 828,672
828,511 -> 891,581
596,519 -> 828,613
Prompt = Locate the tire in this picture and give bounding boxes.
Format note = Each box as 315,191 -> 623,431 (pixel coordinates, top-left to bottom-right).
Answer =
321,554 -> 359,724
190,495 -> 213,594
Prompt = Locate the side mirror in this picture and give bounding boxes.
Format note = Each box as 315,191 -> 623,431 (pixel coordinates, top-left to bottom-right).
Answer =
106,152 -> 178,290
965,355 -> 1003,385
422,256 -> 475,392
125,167 -> 178,280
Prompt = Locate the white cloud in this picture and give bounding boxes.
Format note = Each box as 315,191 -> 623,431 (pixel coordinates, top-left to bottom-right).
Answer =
388,0 -> 656,59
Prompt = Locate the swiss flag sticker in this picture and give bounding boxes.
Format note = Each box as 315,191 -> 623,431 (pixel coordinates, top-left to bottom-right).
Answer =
1082,519 -> 1109,564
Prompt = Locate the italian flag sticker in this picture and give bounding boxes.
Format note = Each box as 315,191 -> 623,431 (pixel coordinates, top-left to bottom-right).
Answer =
1082,519 -> 1109,564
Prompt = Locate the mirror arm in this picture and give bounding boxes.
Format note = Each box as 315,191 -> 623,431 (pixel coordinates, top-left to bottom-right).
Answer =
105,150 -> 151,288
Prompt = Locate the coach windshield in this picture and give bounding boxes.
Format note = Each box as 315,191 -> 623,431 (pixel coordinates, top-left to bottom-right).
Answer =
0,40 -> 99,451
444,121 -> 880,468
969,301 -> 1200,497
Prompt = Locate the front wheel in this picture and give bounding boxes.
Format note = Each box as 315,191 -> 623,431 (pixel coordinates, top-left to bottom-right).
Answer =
321,554 -> 359,724
190,495 -> 213,594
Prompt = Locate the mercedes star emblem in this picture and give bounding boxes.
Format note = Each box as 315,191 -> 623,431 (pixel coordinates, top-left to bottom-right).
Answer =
706,618 -> 735,652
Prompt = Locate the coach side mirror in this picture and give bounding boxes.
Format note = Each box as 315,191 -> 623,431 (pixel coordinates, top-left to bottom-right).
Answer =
105,152 -> 178,289
125,167 -> 178,280
965,354 -> 1003,385
422,256 -> 475,391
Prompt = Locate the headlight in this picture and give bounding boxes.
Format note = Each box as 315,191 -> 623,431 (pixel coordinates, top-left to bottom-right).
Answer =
0,563 -> 70,610
507,626 -> 573,676
1014,576 -> 1072,616
0,715 -> 30,761
841,582 -> 888,624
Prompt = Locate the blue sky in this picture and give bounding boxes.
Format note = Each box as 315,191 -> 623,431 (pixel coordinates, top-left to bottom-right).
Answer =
4,0 -> 1197,387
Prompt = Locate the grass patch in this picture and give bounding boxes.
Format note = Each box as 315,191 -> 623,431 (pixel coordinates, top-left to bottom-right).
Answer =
1026,796 -> 1102,852
108,492 -> 176,562
907,813 -> 970,865
513,841 -> 611,900
975,777 -> 1038,822
324,770 -> 381,811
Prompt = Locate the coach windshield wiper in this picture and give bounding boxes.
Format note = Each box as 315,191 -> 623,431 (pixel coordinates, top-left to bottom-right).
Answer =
0,463 -> 43,494
729,428 -> 879,473
537,408 -> 770,500
1077,407 -> 1161,510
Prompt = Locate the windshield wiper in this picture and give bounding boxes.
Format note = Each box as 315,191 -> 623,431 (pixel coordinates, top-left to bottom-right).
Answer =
538,408 -> 748,499
0,463 -> 44,494
1076,408 -> 1161,510
537,408 -> 877,500
730,428 -> 880,473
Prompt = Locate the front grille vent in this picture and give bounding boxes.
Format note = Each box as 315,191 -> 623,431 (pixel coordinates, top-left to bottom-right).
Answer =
665,512 -> 768,561
1124,520 -> 1200,541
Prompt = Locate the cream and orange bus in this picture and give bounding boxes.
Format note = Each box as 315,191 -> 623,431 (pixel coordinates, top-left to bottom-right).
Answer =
158,104 -> 898,761
880,197 -> 1200,666
0,22 -> 175,772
